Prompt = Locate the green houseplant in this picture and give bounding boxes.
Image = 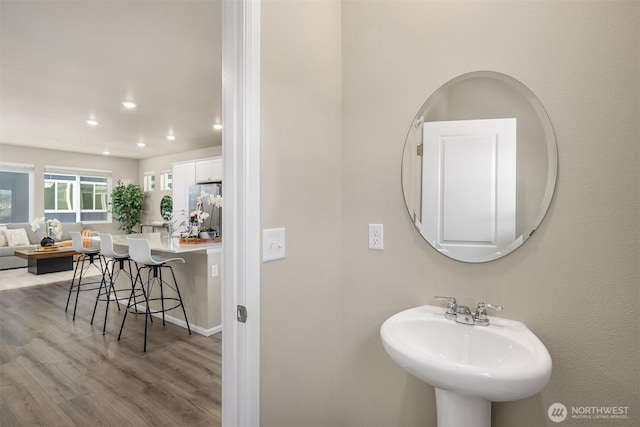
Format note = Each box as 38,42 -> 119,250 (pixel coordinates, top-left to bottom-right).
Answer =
110,180 -> 146,234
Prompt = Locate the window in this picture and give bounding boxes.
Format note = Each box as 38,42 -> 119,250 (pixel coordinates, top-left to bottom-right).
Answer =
144,172 -> 156,192
80,176 -> 109,221
0,163 -> 33,223
44,175 -> 74,211
160,170 -> 173,190
44,169 -> 111,223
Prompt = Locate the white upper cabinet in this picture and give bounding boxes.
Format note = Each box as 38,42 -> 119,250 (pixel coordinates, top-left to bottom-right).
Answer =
195,157 -> 223,183
172,161 -> 196,213
173,156 -> 222,209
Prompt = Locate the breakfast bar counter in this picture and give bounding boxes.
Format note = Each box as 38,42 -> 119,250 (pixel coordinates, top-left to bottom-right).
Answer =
111,232 -> 222,254
111,232 -> 222,336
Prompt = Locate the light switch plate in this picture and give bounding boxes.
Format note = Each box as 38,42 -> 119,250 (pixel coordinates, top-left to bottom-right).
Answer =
263,228 -> 286,262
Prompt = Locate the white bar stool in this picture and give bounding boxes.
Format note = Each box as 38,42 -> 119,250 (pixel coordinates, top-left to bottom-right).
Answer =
118,238 -> 191,352
66,231 -> 106,321
91,234 -> 142,335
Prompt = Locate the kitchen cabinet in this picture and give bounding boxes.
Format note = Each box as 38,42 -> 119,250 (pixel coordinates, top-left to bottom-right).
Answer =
172,161 -> 196,211
195,157 -> 222,183
172,161 -> 196,235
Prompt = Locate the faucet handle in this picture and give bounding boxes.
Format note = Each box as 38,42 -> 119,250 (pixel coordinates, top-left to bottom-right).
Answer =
435,296 -> 458,321
434,296 -> 457,311
475,301 -> 503,319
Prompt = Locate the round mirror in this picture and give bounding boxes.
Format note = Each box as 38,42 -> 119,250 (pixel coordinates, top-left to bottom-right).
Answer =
160,195 -> 173,221
402,71 -> 557,262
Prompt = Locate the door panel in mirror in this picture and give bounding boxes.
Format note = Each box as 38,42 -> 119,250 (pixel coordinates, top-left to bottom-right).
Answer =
420,118 -> 517,261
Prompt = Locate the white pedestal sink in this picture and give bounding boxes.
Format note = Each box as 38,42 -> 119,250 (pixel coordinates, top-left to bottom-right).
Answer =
380,305 -> 552,427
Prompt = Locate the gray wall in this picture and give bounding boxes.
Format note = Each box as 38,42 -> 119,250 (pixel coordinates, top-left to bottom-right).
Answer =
261,1 -> 639,426
261,0 -> 343,425
0,143 -> 138,234
0,143 -> 219,233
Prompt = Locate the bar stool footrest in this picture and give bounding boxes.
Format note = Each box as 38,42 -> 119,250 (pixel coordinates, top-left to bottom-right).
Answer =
141,297 -> 184,314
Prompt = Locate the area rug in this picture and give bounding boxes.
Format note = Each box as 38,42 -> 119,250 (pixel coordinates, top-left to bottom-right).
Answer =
0,268 -> 101,292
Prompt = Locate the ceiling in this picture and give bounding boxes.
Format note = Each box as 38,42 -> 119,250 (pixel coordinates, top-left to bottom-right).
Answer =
0,0 -> 222,160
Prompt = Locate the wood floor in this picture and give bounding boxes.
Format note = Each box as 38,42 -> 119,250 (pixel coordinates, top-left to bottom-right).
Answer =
0,279 -> 222,426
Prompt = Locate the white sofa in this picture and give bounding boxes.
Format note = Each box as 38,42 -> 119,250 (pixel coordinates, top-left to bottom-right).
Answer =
0,222 -> 85,270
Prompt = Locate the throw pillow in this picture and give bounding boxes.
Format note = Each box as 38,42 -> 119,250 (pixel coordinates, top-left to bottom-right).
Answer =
0,227 -> 7,247
81,229 -> 95,249
5,228 -> 30,246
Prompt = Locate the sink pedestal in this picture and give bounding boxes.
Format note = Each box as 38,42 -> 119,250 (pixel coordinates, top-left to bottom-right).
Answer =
435,388 -> 490,427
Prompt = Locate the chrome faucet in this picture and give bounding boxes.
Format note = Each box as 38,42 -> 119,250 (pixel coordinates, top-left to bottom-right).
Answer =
455,304 -> 475,325
434,296 -> 503,326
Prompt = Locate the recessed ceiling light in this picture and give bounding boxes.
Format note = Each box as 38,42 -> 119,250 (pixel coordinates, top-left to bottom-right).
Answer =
167,135 -> 176,141
86,119 -> 99,126
213,124 -> 223,130
103,151 -> 110,155
137,142 -> 145,147
122,101 -> 137,109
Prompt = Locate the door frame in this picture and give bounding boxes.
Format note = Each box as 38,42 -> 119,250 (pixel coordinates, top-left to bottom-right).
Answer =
222,0 -> 261,425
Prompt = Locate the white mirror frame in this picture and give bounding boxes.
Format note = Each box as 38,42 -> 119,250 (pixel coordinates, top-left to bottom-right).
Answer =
402,71 -> 558,262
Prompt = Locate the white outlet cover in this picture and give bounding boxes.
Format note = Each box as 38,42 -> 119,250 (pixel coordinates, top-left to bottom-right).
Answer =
369,224 -> 384,250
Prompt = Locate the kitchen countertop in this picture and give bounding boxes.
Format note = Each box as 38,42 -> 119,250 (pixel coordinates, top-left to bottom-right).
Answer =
111,232 -> 222,254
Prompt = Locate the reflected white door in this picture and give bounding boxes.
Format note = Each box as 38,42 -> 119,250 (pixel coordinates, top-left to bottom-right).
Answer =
421,118 -> 516,261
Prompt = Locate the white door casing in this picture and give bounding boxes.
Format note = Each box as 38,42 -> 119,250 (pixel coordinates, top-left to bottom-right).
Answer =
222,0 -> 260,426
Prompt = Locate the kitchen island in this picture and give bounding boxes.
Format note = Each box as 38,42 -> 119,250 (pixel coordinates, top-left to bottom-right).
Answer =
111,232 -> 221,336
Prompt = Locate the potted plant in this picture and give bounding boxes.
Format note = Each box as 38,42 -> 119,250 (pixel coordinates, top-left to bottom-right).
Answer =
110,180 -> 146,234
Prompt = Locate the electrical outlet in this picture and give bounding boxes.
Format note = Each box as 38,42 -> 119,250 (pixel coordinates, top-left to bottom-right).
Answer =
369,224 -> 383,250
211,264 -> 219,277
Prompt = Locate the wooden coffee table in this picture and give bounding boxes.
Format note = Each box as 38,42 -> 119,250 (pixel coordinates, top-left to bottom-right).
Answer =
14,247 -> 81,275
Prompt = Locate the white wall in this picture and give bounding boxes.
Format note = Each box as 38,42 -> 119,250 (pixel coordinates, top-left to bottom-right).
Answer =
261,1 -> 639,426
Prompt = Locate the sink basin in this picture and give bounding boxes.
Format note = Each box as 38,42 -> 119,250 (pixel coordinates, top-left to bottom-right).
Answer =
380,305 -> 551,426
